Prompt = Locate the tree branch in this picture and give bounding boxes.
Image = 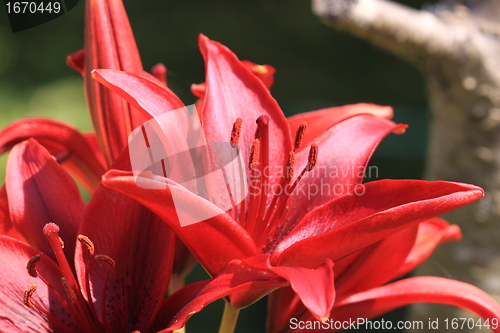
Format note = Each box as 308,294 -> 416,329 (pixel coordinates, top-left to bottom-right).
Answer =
312,0 -> 482,65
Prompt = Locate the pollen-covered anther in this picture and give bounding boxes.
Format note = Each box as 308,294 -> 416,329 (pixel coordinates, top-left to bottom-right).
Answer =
306,143 -> 318,171
61,277 -> 77,303
230,118 -> 243,147
294,122 -> 307,151
254,127 -> 261,140
23,284 -> 37,307
252,65 -> 268,75
27,254 -> 41,278
94,254 -> 116,269
286,151 -> 296,181
249,139 -> 261,170
77,235 -> 95,256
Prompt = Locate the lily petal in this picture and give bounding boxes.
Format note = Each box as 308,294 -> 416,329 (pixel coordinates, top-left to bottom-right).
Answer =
331,277 -> 500,332
216,254 -> 335,317
274,179 -> 483,268
269,259 -> 335,321
306,222 -> 433,300
6,140 -> 85,264
102,169 -> 258,276
281,115 -> 406,235
333,225 -> 418,300
0,186 -> 23,241
66,49 -> 85,75
267,286 -> 304,333
0,236 -> 79,332
153,258 -> 289,332
77,182 -> 175,332
240,60 -> 276,89
199,35 -> 292,177
395,218 -> 462,278
92,69 -> 185,119
288,103 -> 393,148
190,61 -> 274,101
0,118 -> 107,192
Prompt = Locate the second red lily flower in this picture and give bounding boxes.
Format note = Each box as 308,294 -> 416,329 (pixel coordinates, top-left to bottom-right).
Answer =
91,35 -> 486,325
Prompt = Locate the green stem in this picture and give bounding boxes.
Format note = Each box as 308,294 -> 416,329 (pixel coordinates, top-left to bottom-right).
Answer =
218,301 -> 240,333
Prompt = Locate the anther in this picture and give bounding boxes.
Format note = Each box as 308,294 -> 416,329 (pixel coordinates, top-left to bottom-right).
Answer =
252,65 -> 268,75
77,235 -> 95,256
27,255 -> 41,278
230,118 -> 243,147
254,127 -> 261,140
61,277 -> 77,303
94,255 -> 116,269
286,151 -> 296,181
249,139 -> 261,170
294,122 -> 307,151
23,285 -> 37,307
306,143 -> 318,171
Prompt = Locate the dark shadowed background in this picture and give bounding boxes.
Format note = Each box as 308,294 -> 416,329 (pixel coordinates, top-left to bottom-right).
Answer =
0,0 -> 438,331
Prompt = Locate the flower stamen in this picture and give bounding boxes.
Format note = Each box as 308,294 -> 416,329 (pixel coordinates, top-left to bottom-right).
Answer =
286,151 -> 296,182
43,223 -> 103,333
293,122 -> 307,152
78,235 -> 95,257
255,150 -> 297,247
25,254 -> 81,328
246,139 -> 264,232
230,118 -> 243,148
23,284 -> 73,333
249,139 -> 260,170
23,284 -> 37,308
61,277 -> 77,303
262,143 -> 319,253
306,143 -> 318,171
27,254 -> 41,278
94,254 -> 116,269
94,254 -> 115,331
78,234 -> 100,325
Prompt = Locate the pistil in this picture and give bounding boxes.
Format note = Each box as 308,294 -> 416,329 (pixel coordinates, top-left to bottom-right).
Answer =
256,117 -> 270,212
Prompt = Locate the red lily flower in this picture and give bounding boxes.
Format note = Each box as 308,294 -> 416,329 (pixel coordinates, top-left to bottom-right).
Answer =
267,218 -> 500,332
0,139 -> 285,332
0,139 -> 172,332
0,0 -> 201,283
90,35 -> 485,321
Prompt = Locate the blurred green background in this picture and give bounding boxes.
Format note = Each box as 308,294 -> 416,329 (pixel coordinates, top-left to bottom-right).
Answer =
0,0 -> 436,331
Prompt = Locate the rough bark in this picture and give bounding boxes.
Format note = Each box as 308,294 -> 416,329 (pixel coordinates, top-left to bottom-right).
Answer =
313,0 -> 500,330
